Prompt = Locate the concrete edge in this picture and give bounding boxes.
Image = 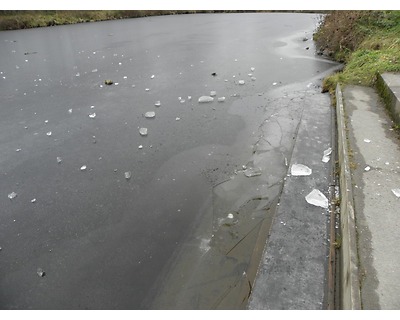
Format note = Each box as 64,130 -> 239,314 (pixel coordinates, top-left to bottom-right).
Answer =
376,72 -> 400,125
335,83 -> 362,309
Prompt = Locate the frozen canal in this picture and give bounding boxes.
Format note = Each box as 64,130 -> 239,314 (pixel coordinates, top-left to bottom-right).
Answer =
0,13 -> 339,309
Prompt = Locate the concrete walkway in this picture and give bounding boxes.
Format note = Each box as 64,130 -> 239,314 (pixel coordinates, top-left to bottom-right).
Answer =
341,77 -> 400,309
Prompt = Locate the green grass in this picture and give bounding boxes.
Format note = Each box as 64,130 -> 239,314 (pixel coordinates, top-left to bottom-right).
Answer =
315,11 -> 400,93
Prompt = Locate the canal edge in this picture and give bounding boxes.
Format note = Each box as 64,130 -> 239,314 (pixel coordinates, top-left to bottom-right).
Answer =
335,83 -> 362,309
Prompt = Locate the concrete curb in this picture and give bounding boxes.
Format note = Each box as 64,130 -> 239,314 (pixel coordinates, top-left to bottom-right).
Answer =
335,84 -> 361,309
376,72 -> 400,125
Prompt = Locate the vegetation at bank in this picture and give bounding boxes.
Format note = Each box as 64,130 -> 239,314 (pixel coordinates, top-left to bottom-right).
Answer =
314,11 -> 400,93
0,10 -> 288,31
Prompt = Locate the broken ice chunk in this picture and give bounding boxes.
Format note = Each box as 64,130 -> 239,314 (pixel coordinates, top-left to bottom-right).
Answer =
68,109 -> 73,114
151,75 -> 155,79
251,77 -> 256,81
145,111 -> 155,119
322,147 -> 332,163
138,145 -> 143,149
124,171 -> 132,180
364,139 -> 371,143
139,128 -> 148,136
227,213 -> 234,219
392,189 -> 400,198
218,97 -> 226,102
37,268 -> 45,277
305,189 -> 328,209
31,198 -> 36,203
56,157 -> 62,164
155,101 -> 161,107
46,131 -> 52,136
244,167 -> 262,177
8,192 -> 17,200
291,164 -> 312,176
364,166 -> 371,172
198,96 -> 214,103
176,117 -> 181,121
80,165 -> 87,171
89,113 -> 96,119
238,80 -> 245,85
210,91 -> 217,97
250,67 -> 255,71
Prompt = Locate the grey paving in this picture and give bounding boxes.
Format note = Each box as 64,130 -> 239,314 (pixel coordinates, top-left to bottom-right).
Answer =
343,83 -> 400,309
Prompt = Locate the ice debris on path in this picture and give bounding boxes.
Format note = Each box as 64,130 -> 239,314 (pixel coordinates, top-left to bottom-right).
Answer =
244,167 -> 262,178
8,192 -> 17,200
139,128 -> 148,136
89,113 -> 96,119
46,131 -> 52,136
138,145 -> 143,149
37,268 -> 45,277
124,171 -> 132,180
80,165 -> 87,171
151,75 -> 155,79
31,198 -> 36,203
365,166 -> 371,172
305,189 -> 329,209
364,139 -> 371,143
145,111 -> 155,119
210,91 -> 217,97
155,101 -> 161,107
392,189 -> 400,198
218,97 -> 226,102
176,117 -> 181,121
57,157 -> 62,164
251,67 -> 255,71
322,147 -> 332,163
291,164 -> 312,176
68,109 -> 73,114
198,96 -> 214,103
238,80 -> 245,85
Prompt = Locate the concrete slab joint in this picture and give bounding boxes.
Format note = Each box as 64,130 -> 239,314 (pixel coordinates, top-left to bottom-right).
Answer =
335,84 -> 362,309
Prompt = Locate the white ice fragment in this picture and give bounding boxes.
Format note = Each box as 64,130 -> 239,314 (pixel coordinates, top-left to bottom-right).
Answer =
68,109 -> 73,114
31,198 -> 36,203
151,75 -> 155,79
244,167 -> 262,177
138,145 -> 143,149
251,77 -> 256,81
251,67 -> 255,71
16,148 -> 21,152
124,171 -> 132,180
44,120 -> 49,124
8,192 -> 17,200
218,97 -> 226,102
139,128 -> 148,136
322,147 -> 332,163
145,88 -> 150,92
90,105 -> 95,109
176,117 -> 181,121
291,164 -> 312,176
227,213 -> 234,219
88,113 -> 96,119
364,139 -> 371,143
57,157 -> 62,164
392,189 -> 400,198
198,96 -> 214,103
46,131 -> 52,136
188,96 -> 192,100
272,82 -> 278,86
80,165 -> 87,171
155,101 -> 161,107
238,80 -> 245,85
37,268 -> 45,277
305,189 -> 328,209
145,111 -> 155,119
180,100 -> 185,103
210,91 -> 217,97
92,69 -> 98,73
365,166 -> 371,172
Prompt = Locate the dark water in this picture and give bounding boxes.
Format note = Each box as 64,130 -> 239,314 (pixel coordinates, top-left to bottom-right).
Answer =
0,13 -> 338,309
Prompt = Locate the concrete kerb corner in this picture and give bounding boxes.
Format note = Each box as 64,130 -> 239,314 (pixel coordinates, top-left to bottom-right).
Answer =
335,84 -> 362,310
376,72 -> 400,125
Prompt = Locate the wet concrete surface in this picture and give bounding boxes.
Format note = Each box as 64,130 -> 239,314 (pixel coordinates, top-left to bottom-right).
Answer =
0,13 -> 339,309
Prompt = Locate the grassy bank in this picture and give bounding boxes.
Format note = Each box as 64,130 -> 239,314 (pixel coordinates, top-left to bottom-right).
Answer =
314,11 -> 400,93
